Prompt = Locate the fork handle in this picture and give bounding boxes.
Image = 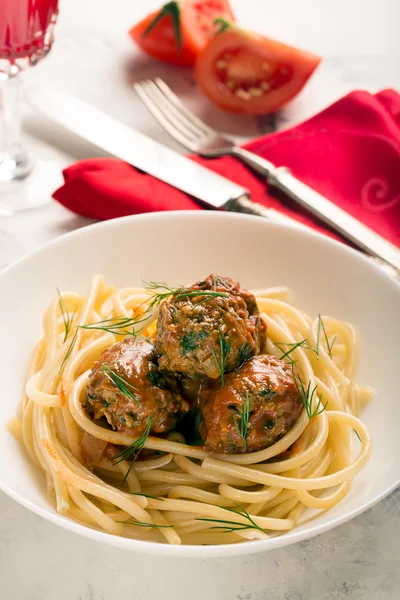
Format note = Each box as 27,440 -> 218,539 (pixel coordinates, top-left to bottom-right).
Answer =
232,147 -> 400,272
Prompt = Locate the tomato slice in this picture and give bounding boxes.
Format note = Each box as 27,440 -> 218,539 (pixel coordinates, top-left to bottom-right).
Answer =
195,29 -> 321,114
129,0 -> 235,67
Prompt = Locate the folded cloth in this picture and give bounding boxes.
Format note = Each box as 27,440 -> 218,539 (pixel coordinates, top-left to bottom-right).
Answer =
53,89 -> 400,247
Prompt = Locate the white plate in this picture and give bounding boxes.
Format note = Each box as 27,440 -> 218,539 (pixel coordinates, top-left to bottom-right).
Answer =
0,211 -> 399,557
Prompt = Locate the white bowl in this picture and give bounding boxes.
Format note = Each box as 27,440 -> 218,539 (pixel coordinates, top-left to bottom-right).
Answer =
0,212 -> 399,557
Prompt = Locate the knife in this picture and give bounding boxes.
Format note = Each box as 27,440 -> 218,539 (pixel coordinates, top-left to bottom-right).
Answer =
26,87 -> 400,273
26,87 -> 297,227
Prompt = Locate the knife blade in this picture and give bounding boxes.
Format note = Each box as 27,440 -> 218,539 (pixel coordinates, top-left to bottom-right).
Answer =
26,87 -> 307,231
26,87 -> 289,221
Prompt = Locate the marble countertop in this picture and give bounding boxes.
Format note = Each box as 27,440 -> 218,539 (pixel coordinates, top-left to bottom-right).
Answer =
0,0 -> 399,598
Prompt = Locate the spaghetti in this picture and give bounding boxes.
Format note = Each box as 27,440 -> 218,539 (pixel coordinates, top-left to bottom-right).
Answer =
12,275 -> 372,545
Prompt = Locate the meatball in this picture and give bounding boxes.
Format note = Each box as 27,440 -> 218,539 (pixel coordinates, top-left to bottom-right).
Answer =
199,355 -> 303,454
86,337 -> 190,436
156,274 -> 266,379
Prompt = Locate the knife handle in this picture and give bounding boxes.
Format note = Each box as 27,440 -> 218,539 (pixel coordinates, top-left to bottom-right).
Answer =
270,167 -> 400,272
225,194 -> 310,231
232,147 -> 400,273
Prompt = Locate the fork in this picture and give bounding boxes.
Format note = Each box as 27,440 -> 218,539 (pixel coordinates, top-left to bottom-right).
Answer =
134,77 -> 400,276
133,77 -> 276,175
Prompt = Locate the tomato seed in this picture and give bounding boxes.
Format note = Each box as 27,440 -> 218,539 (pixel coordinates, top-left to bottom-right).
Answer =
235,89 -> 251,100
249,87 -> 263,97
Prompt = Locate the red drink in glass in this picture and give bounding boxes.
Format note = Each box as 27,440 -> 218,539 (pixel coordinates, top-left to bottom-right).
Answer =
0,0 -> 58,68
0,0 -> 59,192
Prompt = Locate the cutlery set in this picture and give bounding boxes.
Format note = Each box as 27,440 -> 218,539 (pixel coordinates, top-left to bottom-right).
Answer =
26,82 -> 400,276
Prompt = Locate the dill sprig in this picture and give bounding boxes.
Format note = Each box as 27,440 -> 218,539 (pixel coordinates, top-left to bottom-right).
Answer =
101,363 -> 141,406
59,329 -> 78,373
143,281 -> 179,311
59,314 -> 151,372
276,339 -> 319,361
211,331 -> 231,386
353,428 -> 362,442
317,314 -> 336,359
59,279 -> 229,370
234,392 -> 251,450
118,519 -> 173,528
130,492 -> 165,501
292,365 -> 327,419
143,280 -> 229,311
80,314 -> 151,337
196,502 -> 265,534
57,288 -> 77,342
111,418 -> 152,484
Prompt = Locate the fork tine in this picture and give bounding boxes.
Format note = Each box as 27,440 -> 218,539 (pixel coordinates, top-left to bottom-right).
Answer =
153,78 -> 213,137
136,79 -> 208,149
134,81 -> 199,152
144,80 -> 208,141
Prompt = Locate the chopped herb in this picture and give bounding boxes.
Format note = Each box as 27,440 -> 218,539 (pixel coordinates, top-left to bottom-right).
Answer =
317,314 -> 336,359
146,371 -> 160,387
111,418 -> 152,485
180,330 -> 208,356
196,502 -> 265,534
237,342 -> 252,366
259,385 -> 277,400
291,365 -> 327,419
57,288 -> 77,342
353,428 -> 362,443
211,331 -> 231,386
101,363 -> 141,406
233,392 -> 251,451
181,333 -> 198,355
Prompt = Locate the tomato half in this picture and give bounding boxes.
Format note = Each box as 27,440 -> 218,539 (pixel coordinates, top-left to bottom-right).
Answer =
129,0 -> 235,67
195,29 -> 321,114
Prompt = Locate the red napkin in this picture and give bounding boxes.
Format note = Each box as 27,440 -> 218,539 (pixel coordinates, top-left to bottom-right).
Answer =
53,89 -> 400,247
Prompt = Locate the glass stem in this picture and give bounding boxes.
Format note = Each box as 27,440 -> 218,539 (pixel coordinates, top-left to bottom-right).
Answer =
0,71 -> 31,181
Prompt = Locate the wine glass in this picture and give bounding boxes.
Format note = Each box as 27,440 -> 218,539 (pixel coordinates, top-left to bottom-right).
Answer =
0,0 -> 60,214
